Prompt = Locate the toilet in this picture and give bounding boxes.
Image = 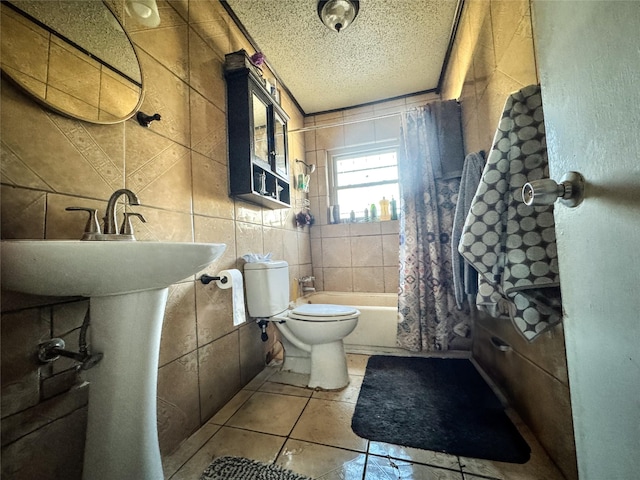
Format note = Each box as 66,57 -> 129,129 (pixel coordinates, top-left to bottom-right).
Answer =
244,260 -> 359,390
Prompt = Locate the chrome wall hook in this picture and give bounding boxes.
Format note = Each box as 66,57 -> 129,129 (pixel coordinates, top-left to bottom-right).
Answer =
522,171 -> 585,207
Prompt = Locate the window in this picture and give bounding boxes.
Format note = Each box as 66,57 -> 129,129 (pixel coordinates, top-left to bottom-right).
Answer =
330,144 -> 400,221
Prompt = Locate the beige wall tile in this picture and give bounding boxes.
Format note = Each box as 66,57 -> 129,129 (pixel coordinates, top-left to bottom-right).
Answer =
157,351 -> 200,455
0,406 -> 87,478
350,235 -> 383,267
189,28 -> 226,111
128,142 -> 193,213
0,81 -> 119,198
383,266 -> 399,293
350,222 -> 381,237
0,186 -> 46,239
192,152 -> 235,219
344,118 -> 376,146
190,88 -> 227,161
130,21 -> 189,83
382,234 -> 399,266
193,216 -> 237,271
235,221 -> 264,261
238,322 -> 267,385
159,283 -> 197,366
322,267 -> 353,292
298,231 -> 312,264
198,332 -> 242,422
136,49 -> 191,147
45,193 -> 106,240
310,238 -> 323,268
353,267 -> 385,293
321,237 -> 351,267
195,281 -> 235,346
320,223 -> 350,238
282,230 -> 300,265
0,308 -> 49,416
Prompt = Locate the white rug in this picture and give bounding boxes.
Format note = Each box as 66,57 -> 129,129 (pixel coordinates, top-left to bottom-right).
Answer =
200,456 -> 312,480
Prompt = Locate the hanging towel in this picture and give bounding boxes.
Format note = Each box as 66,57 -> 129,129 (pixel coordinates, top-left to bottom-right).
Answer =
458,85 -> 562,341
452,151 -> 485,309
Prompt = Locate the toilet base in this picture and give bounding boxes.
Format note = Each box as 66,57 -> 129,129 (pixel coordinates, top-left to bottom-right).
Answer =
308,341 -> 349,390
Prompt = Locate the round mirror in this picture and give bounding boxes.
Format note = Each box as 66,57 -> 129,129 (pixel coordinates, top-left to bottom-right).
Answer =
1,0 -> 143,124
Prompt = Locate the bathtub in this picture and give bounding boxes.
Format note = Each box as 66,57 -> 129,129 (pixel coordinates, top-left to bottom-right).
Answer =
296,291 -> 398,351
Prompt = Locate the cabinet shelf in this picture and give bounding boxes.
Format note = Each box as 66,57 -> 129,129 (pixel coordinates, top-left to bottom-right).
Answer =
224,50 -> 290,210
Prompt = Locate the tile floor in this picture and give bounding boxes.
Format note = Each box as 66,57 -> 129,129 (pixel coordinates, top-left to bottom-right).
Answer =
162,354 -> 566,480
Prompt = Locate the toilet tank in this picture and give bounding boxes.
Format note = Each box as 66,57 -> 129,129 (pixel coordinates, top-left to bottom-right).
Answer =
244,260 -> 290,317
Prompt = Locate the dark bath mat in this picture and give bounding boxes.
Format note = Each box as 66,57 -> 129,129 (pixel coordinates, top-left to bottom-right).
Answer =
200,456 -> 312,480
351,355 -> 530,463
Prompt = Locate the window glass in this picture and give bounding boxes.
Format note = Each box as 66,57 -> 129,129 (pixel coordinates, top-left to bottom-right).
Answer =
332,148 -> 400,221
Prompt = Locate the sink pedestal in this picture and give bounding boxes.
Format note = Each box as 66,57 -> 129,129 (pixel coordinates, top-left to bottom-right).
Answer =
82,288 -> 169,480
1,240 -> 226,480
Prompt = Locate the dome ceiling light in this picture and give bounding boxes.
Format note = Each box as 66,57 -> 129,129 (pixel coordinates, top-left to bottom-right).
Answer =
317,0 -> 359,33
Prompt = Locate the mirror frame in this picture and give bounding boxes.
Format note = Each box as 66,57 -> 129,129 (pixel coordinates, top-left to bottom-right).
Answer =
0,0 -> 144,125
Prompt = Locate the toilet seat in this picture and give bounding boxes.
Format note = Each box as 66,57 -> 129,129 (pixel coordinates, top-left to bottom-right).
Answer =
289,304 -> 360,322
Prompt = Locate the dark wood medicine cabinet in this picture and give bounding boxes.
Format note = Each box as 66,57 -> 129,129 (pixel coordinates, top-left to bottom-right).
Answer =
224,50 -> 291,209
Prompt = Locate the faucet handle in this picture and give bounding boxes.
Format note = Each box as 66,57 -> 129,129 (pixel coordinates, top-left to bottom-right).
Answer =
66,207 -> 101,240
120,212 -> 146,237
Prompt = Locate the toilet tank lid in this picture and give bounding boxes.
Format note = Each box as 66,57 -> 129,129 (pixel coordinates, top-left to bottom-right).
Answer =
244,260 -> 288,270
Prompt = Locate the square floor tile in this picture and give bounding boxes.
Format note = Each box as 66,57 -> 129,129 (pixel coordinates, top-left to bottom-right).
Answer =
312,374 -> 363,404
277,438 -> 366,480
365,454 -> 464,479
208,389 -> 254,425
347,354 -> 370,376
259,380 -> 314,397
170,426 -> 286,480
162,423 -> 220,478
290,398 -> 368,452
268,370 -> 310,388
226,391 -> 308,436
368,442 -> 460,471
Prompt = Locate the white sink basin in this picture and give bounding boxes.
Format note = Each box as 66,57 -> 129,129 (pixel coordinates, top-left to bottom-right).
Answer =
1,240 -> 226,297
0,239 -> 226,480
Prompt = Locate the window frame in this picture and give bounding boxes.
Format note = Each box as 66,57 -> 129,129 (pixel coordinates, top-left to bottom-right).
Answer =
327,141 -> 400,220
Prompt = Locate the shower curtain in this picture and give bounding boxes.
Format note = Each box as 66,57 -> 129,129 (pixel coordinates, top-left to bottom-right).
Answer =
397,102 -> 472,351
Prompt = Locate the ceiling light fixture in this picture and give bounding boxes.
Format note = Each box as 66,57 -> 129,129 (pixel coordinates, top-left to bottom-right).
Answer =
126,0 -> 160,28
317,0 -> 359,33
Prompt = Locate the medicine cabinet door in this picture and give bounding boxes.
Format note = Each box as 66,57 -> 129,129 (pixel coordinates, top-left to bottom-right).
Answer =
251,92 -> 269,167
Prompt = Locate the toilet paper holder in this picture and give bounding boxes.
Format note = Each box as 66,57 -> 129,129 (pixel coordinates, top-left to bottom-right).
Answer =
200,274 -> 228,285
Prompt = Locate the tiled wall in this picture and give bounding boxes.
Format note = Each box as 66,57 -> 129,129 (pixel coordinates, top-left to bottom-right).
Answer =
0,1 -> 311,477
440,1 -> 577,479
304,94 -> 439,293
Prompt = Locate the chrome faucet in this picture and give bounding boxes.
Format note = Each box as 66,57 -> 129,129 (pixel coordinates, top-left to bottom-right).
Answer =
103,189 -> 140,234
297,276 -> 316,295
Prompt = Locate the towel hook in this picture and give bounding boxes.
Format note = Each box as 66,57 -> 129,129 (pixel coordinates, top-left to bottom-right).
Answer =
522,171 -> 585,208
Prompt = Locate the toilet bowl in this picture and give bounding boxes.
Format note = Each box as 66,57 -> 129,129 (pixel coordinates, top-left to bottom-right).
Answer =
243,260 -> 360,390
273,304 -> 359,390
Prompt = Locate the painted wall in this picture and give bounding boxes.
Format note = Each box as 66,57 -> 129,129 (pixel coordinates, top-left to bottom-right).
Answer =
0,1 -> 310,477
440,0 -> 576,478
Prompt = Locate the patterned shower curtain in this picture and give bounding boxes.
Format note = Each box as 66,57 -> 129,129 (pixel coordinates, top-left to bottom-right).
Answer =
397,104 -> 472,351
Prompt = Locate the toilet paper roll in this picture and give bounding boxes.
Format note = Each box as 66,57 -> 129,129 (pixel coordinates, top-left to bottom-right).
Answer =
216,269 -> 246,326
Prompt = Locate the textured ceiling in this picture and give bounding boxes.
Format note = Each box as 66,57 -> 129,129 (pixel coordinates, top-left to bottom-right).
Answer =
224,0 -> 462,114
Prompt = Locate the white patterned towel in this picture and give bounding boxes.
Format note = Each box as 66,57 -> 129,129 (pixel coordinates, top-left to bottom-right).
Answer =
458,85 -> 562,341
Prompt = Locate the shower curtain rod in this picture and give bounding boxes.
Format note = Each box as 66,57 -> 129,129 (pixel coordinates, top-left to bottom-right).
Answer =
289,111 -> 404,134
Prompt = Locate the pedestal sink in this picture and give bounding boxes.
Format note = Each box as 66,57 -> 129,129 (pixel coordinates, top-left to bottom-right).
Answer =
0,240 -> 226,480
